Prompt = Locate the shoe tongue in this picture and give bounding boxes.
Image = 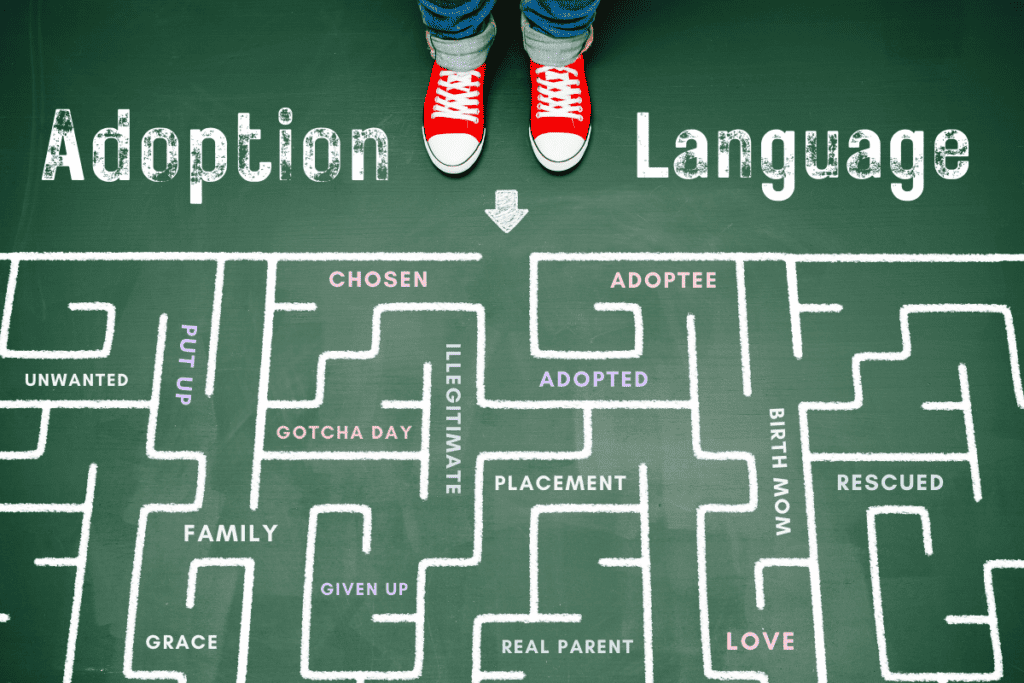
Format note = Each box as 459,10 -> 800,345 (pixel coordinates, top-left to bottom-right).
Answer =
543,67 -> 573,80
447,71 -> 477,87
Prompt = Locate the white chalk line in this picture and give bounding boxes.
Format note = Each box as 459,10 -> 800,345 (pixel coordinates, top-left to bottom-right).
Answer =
943,560 -> 1024,675
530,253 -> 750,395
475,465 -> 653,683
249,279 -> 446,510
467,405 -> 595,677
0,400 -> 149,409
0,406 -> 49,459
276,302 -> 318,313
0,252 -> 484,262
526,253 -> 1024,264
259,303 -> 691,412
1,251 -> 1018,400
0,250 -> 479,400
789,305 -> 1024,683
529,252 -> 1024,392
753,558 -> 812,611
249,300 -> 695,509
123,313 -> 207,683
531,301 -> 643,360
805,361 -> 981,499
3,250 -> 1014,395
250,258 -> 282,512
300,408 -> 610,683
867,507 -> 1024,682
186,558 -> 255,683
3,252 -> 1023,683
805,304 -> 1022,414
736,261 -> 752,397
1,274 -> 115,360
257,299 -> 758,683
786,259 -> 843,360
687,314 -> 766,683
801,301 -> 1024,503
0,462 -> 97,683
301,410 -> 595,682
786,266 -> 1024,376
300,505 -> 389,681
786,261 -> 803,359
261,362 -> 432,502
1,257 -> 120,359
204,259 -> 225,397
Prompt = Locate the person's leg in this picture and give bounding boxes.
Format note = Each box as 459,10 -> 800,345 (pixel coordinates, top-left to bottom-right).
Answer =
521,0 -> 600,171
418,0 -> 496,173
419,0 -> 497,71
521,0 -> 598,67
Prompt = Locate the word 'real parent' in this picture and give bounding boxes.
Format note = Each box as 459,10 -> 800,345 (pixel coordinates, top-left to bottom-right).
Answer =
637,113 -> 968,201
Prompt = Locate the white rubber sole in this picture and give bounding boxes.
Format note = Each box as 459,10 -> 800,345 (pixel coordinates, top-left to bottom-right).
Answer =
423,128 -> 485,174
530,127 -> 591,172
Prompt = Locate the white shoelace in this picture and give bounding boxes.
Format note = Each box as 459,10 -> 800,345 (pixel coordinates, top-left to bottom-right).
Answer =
534,66 -> 583,121
431,69 -> 482,123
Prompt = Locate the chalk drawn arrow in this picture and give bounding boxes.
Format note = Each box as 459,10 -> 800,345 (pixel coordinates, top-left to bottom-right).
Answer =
485,190 -> 528,233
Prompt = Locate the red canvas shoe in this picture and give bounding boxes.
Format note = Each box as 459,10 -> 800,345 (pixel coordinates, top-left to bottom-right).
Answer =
423,61 -> 486,174
529,54 -> 591,172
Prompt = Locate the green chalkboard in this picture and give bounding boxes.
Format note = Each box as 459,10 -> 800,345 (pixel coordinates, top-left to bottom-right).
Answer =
1,1 -> 1022,682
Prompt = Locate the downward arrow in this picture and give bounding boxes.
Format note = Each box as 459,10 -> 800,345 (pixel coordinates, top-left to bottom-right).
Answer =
485,190 -> 528,233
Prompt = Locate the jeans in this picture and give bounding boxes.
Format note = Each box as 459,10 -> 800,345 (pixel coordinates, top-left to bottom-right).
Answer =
419,0 -> 599,70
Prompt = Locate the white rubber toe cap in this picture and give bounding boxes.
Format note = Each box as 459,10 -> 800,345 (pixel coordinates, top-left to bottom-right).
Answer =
423,131 -> 484,174
531,129 -> 591,171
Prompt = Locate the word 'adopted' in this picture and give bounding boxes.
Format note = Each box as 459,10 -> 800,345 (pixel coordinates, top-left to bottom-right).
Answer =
541,371 -> 648,388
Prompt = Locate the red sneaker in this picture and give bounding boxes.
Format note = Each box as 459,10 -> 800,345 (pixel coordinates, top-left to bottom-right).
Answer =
529,55 -> 591,172
423,61 -> 486,174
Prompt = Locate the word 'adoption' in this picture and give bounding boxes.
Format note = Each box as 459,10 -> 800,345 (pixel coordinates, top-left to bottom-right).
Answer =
40,108 -> 388,204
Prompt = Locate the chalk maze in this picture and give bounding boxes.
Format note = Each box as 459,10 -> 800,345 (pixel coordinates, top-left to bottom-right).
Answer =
0,253 -> 1022,682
